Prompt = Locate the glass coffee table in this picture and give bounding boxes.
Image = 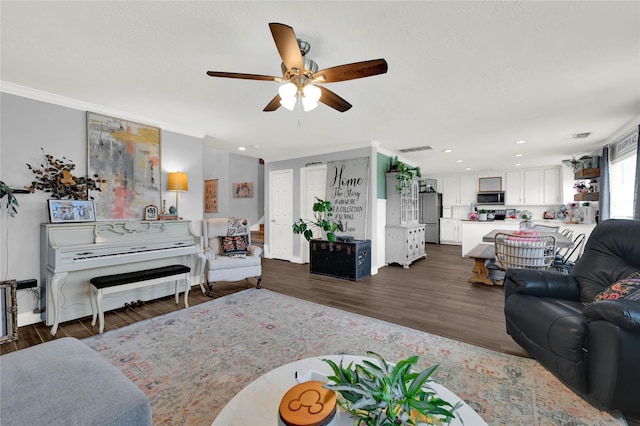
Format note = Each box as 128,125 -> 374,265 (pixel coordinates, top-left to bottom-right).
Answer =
212,354 -> 487,426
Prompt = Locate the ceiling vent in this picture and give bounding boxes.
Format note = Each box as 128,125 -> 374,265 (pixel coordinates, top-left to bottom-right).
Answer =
398,145 -> 433,153
572,132 -> 591,139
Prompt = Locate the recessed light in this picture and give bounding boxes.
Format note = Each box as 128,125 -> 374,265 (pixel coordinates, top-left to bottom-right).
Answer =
515,163 -> 522,166
515,154 -> 523,157
465,167 -> 471,171
456,160 -> 463,163
443,149 -> 452,153
515,140 -> 526,144
252,145 -> 260,149
238,147 -> 246,151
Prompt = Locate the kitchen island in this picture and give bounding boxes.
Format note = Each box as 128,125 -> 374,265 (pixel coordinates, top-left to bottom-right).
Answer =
460,219 -> 596,261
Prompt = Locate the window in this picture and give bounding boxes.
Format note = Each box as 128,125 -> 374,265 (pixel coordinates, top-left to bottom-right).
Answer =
609,137 -> 637,219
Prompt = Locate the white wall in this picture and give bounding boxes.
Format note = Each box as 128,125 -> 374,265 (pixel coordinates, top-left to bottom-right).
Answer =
264,147 -> 381,273
0,93 -> 210,324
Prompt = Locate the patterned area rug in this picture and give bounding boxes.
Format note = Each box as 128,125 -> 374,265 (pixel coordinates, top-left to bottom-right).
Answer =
83,289 -> 624,426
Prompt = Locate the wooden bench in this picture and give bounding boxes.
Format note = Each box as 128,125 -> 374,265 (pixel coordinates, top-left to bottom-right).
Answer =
464,243 -> 497,286
89,264 -> 191,333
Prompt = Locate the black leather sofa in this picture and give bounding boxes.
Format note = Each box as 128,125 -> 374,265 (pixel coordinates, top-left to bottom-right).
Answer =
504,219 -> 640,417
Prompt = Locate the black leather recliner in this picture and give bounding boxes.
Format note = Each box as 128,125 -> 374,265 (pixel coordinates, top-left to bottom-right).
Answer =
504,219 -> 640,418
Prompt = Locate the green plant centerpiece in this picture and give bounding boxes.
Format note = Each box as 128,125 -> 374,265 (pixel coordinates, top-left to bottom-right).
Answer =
323,351 -> 460,425
392,162 -> 421,194
292,197 -> 344,243
0,181 -> 19,217
26,148 -> 105,200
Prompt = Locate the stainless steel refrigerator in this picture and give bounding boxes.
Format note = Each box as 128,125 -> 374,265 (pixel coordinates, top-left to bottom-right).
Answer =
419,192 -> 442,243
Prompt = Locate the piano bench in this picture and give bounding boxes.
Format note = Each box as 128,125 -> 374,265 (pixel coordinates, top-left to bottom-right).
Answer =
89,264 -> 191,334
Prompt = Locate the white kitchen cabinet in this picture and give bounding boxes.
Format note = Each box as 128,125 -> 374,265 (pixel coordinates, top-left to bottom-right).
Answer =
523,169 -> 543,204
385,174 -> 426,267
504,167 -> 561,205
441,174 -> 477,207
440,218 -> 461,245
505,170 -> 523,204
543,167 -> 562,204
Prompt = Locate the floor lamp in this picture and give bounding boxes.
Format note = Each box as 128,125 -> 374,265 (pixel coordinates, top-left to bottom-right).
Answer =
167,172 -> 188,216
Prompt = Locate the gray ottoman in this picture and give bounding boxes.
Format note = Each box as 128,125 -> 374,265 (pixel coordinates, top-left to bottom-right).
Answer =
0,337 -> 152,426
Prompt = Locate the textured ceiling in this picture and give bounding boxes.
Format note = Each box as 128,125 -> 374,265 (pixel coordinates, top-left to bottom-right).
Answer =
1,1 -> 639,174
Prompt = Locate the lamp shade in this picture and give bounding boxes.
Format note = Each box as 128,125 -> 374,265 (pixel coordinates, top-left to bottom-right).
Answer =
167,172 -> 188,191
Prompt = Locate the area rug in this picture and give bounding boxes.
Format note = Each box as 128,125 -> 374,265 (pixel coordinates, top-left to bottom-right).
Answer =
83,289 -> 624,426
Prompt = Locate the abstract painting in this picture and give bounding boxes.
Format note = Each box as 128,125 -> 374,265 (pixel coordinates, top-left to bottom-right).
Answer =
204,179 -> 218,213
87,112 -> 161,220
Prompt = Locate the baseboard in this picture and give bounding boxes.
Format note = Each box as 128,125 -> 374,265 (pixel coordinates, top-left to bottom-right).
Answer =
18,311 -> 44,327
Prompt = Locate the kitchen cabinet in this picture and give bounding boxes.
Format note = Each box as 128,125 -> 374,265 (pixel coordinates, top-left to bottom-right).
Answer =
385,174 -> 426,267
441,174 -> 477,207
543,168 -> 562,204
505,167 -> 561,205
440,218 -> 461,245
505,170 -> 523,204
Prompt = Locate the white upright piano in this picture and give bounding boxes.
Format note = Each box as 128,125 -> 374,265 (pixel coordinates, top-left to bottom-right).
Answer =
40,220 -> 205,336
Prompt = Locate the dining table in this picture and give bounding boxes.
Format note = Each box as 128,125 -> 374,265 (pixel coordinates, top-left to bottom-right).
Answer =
482,229 -> 574,248
464,229 -> 574,287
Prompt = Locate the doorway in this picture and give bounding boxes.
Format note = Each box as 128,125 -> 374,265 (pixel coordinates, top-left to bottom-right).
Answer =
268,169 -> 293,261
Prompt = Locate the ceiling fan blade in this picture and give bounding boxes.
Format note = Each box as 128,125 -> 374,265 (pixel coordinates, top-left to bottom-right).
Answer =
269,23 -> 304,74
206,71 -> 279,82
314,59 -> 388,83
263,94 -> 282,112
318,86 -> 352,112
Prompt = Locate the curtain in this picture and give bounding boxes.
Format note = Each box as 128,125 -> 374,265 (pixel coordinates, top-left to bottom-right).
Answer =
600,145 -> 610,221
635,125 -> 640,220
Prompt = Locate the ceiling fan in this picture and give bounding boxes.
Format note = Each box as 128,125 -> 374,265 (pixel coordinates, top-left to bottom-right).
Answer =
206,23 -> 388,113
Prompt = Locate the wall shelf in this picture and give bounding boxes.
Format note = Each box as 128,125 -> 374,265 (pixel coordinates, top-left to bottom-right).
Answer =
574,168 -> 600,180
574,192 -> 600,201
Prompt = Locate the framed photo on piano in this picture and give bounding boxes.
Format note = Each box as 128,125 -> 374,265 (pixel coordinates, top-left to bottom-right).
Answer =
48,200 -> 96,223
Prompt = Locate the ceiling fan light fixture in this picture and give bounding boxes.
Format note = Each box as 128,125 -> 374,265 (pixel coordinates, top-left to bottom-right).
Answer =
302,97 -> 318,112
302,84 -> 321,103
280,95 -> 297,111
278,82 -> 297,99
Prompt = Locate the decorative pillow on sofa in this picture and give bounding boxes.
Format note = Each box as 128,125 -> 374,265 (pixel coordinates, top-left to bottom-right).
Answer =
219,235 -> 250,256
227,217 -> 249,236
594,272 -> 640,302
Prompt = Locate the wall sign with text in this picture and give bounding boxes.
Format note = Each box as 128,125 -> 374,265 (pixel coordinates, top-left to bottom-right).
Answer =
325,157 -> 369,240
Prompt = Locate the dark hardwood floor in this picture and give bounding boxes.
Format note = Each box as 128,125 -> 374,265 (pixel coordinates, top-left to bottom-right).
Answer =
1,244 -> 528,358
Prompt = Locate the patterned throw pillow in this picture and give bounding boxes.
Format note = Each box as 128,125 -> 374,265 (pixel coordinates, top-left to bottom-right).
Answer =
594,272 -> 640,302
227,217 -> 250,244
219,235 -> 249,256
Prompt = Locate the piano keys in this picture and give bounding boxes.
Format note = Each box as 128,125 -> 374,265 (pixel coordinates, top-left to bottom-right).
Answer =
41,220 -> 206,336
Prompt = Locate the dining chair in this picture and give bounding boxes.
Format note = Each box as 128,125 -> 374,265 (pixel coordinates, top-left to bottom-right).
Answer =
494,233 -> 557,271
553,233 -> 586,273
534,224 -> 560,233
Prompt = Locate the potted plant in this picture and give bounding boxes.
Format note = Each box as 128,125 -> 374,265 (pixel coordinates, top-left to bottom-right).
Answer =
26,148 -> 105,200
0,181 -> 19,217
477,209 -> 488,221
292,197 -> 344,243
323,351 -> 460,426
392,162 -> 421,194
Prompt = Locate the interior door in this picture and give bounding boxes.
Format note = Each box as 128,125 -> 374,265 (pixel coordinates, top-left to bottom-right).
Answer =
300,165 -> 327,263
268,169 -> 293,261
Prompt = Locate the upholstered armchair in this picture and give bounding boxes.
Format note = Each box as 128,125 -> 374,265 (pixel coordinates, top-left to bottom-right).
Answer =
201,218 -> 262,296
504,219 -> 640,418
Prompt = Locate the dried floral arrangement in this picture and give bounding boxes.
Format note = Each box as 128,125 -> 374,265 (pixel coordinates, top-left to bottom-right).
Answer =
26,148 -> 105,200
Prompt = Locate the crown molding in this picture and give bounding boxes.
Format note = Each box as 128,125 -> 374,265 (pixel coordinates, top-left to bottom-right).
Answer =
0,81 -> 206,139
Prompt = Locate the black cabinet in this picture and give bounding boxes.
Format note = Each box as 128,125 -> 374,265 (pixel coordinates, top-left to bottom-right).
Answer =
310,239 -> 371,281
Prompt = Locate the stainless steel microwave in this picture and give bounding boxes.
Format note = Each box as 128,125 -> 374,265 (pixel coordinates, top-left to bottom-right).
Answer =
477,191 -> 505,205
